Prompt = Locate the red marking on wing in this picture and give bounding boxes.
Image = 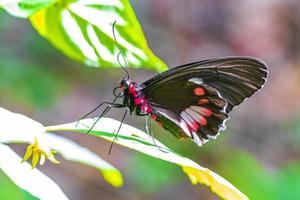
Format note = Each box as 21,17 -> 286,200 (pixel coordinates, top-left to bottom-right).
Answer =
194,87 -> 205,96
191,122 -> 199,131
199,116 -> 207,126
191,106 -> 213,117
198,99 -> 209,105
200,108 -> 213,117
181,111 -> 198,132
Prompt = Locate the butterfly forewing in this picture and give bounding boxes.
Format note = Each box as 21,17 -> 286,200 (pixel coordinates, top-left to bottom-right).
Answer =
141,57 -> 268,146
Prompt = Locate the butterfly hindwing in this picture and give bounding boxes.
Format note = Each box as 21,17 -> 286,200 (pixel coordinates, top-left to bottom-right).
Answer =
142,57 -> 268,145
149,82 -> 228,145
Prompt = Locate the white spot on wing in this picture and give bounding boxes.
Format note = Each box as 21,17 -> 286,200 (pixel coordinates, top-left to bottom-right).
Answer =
180,111 -> 195,129
188,78 -> 204,85
179,121 -> 191,137
191,132 -> 202,146
186,108 -> 202,121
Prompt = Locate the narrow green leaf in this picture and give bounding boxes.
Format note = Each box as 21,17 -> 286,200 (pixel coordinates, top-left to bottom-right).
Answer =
0,0 -> 56,18
47,118 -> 249,200
29,0 -> 167,71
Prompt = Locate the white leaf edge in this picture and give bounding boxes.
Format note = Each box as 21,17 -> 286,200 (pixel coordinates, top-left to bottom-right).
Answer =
0,143 -> 69,200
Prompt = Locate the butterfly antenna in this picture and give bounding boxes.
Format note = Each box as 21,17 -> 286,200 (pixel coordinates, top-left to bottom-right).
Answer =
86,100 -> 125,134
109,109 -> 128,155
112,20 -> 130,80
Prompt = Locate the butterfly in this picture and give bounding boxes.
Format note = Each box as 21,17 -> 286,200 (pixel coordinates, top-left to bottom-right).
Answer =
91,56 -> 268,147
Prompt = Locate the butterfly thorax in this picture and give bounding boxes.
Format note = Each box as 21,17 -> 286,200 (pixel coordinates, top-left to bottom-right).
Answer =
120,79 -> 152,115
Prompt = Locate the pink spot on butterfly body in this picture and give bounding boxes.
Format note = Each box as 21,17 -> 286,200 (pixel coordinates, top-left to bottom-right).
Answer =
141,105 -> 152,113
128,83 -> 138,97
126,80 -> 153,114
194,87 -> 205,96
134,98 -> 145,105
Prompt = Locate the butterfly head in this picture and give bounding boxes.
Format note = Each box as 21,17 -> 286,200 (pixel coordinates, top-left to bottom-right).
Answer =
113,77 -> 133,98
119,77 -> 131,90
119,77 -> 143,99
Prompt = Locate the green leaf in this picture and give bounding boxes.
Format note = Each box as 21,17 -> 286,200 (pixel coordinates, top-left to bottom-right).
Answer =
47,118 -> 249,200
217,151 -> 276,200
0,0 -> 56,18
0,107 -> 122,188
127,153 -> 181,193
29,0 -> 167,71
0,169 -> 26,200
276,162 -> 300,200
0,168 -> 40,200
0,143 -> 69,200
0,58 -> 67,109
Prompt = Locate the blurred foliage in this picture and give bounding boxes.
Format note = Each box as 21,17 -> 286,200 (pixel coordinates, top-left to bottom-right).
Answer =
276,163 -> 300,199
217,151 -> 276,200
127,153 -> 181,193
0,58 -> 67,109
0,10 -> 68,110
217,151 -> 300,200
0,170 -> 25,200
0,169 -> 39,200
291,116 -> 300,141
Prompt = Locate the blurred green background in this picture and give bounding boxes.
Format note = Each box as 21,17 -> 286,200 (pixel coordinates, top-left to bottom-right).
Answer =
1,0 -> 300,199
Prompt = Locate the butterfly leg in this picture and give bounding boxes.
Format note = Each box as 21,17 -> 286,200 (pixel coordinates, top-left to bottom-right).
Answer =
86,102 -> 126,134
145,115 -> 168,153
108,108 -> 128,155
76,95 -> 120,127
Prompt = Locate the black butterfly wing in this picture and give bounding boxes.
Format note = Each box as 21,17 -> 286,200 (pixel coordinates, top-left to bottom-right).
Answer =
149,82 -> 229,144
142,57 -> 268,145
